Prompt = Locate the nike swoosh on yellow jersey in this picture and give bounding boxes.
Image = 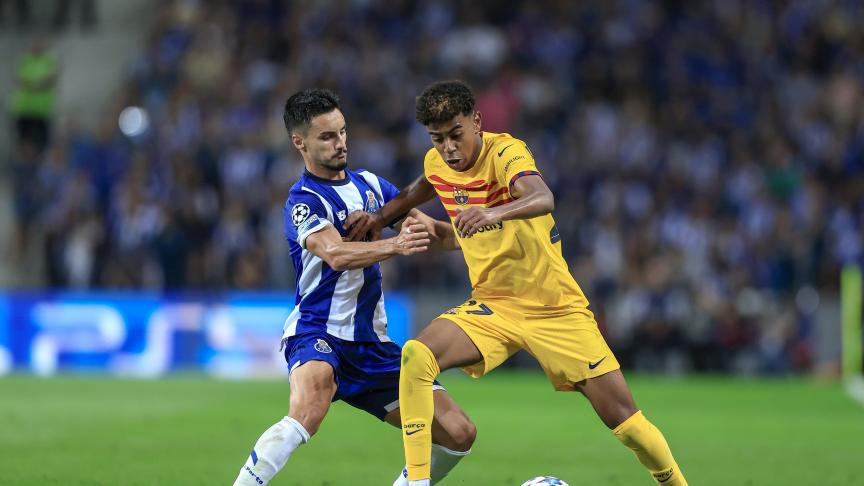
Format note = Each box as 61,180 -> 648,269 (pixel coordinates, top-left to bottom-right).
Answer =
497,144 -> 514,157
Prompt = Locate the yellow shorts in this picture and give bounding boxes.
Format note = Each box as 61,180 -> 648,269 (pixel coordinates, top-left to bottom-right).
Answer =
439,297 -> 620,391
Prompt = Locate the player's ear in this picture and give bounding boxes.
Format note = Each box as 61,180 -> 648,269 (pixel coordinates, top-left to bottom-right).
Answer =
472,111 -> 482,133
291,133 -> 305,152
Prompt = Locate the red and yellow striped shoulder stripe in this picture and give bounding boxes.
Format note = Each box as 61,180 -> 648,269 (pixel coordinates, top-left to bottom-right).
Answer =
428,174 -> 512,217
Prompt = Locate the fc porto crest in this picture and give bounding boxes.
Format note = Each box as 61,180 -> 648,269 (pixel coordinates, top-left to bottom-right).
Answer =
453,187 -> 469,205
314,339 -> 332,354
364,190 -> 380,212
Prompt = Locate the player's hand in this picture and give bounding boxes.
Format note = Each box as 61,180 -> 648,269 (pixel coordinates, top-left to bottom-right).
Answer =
393,219 -> 430,255
454,207 -> 501,238
344,211 -> 384,242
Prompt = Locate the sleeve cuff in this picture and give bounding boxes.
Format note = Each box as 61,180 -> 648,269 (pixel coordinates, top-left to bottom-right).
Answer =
508,170 -> 541,189
297,217 -> 332,249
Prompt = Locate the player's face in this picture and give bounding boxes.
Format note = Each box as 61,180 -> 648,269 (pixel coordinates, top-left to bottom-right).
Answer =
295,109 -> 348,172
427,111 -> 482,172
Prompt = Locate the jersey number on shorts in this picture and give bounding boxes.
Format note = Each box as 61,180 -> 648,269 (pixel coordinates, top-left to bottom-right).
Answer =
464,300 -> 494,315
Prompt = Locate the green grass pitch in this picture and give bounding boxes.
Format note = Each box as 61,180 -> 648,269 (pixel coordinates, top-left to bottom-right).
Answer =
1,372 -> 861,485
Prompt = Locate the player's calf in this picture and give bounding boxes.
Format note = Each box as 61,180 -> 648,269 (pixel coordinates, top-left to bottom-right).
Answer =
233,360 -> 336,485
579,371 -> 687,485
614,411 -> 688,485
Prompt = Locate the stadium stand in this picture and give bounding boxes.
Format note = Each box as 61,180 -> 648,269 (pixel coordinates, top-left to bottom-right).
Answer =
5,0 -> 864,374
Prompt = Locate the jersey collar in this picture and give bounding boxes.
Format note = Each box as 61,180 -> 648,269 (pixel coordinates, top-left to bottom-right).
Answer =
304,169 -> 352,186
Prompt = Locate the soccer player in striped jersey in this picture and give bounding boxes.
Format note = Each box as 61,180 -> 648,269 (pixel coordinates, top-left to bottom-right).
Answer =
346,81 -> 688,486
233,89 -> 475,486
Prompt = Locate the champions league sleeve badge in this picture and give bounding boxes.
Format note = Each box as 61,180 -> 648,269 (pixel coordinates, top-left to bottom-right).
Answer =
291,203 -> 311,226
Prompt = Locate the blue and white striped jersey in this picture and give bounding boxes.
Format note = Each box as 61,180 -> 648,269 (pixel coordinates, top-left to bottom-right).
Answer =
282,169 -> 400,342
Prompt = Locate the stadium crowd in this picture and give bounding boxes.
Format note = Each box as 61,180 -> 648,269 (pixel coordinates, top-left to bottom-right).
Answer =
7,0 -> 864,374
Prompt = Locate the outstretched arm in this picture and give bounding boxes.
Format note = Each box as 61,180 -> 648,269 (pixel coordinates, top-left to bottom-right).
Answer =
453,175 -> 553,238
306,222 -> 430,271
344,174 -> 437,241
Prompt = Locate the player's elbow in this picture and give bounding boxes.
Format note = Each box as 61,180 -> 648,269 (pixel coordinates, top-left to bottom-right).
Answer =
538,193 -> 555,214
328,262 -> 349,272
322,246 -> 353,271
327,255 -> 352,272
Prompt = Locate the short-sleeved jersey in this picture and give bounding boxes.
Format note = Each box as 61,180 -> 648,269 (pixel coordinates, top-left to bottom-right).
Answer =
282,169 -> 400,342
424,131 -> 590,314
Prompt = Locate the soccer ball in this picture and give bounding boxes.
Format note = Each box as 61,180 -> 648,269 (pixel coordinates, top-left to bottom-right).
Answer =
520,477 -> 569,486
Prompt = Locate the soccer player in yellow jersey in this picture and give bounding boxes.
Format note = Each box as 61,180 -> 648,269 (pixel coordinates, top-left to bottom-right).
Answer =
346,80 -> 688,486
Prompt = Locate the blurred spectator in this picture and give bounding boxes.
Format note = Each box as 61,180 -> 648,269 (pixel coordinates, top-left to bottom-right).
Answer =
0,0 -> 31,28
54,0 -> 98,30
10,37 -> 59,153
16,0 -> 864,375
9,142 -> 41,258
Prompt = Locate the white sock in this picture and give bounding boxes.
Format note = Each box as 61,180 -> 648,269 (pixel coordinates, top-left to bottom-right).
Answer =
393,444 -> 471,486
431,444 -> 470,482
233,416 -> 310,485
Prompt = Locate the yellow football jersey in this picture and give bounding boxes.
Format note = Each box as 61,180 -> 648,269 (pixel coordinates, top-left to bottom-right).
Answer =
424,131 -> 591,315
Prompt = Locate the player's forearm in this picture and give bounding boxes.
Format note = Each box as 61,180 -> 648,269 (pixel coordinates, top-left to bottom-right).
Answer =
380,175 -> 436,226
321,239 -> 398,270
494,191 -> 554,221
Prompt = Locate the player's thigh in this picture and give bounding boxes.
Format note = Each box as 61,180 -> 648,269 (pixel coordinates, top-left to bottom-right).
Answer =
418,296 -> 528,375
575,369 -> 638,429
415,317 -> 484,371
288,360 -> 338,430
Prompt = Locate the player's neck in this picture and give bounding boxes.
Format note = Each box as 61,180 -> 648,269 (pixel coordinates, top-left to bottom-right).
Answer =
462,132 -> 484,172
304,163 -> 346,182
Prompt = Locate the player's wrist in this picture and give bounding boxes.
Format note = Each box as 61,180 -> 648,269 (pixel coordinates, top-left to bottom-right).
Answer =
384,236 -> 399,255
489,206 -> 506,222
379,210 -> 402,229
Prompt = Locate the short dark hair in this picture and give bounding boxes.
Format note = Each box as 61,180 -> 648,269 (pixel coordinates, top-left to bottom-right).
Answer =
415,80 -> 475,126
283,88 -> 340,134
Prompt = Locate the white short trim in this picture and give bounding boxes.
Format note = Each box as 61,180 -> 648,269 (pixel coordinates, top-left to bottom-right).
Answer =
383,384 -> 446,413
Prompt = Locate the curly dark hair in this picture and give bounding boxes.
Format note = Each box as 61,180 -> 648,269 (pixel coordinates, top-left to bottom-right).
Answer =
415,80 -> 476,126
283,88 -> 340,134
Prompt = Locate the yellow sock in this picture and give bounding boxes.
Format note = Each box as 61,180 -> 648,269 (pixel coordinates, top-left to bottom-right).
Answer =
399,340 -> 439,481
613,411 -> 688,485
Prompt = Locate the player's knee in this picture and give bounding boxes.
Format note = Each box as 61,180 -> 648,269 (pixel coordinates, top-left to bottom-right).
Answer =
288,406 -> 327,436
437,411 -> 476,451
288,394 -> 331,436
401,339 -> 437,379
452,416 -> 477,451
603,401 -> 640,430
